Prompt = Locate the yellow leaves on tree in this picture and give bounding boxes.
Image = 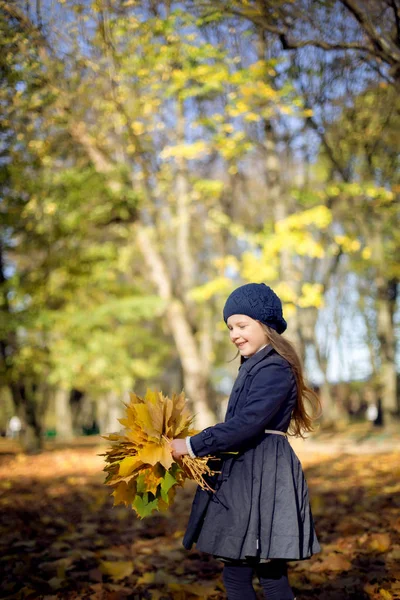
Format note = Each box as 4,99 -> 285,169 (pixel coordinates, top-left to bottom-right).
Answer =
160,141 -> 210,161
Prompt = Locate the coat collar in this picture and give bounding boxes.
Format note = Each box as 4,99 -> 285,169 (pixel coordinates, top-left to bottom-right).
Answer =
238,343 -> 275,373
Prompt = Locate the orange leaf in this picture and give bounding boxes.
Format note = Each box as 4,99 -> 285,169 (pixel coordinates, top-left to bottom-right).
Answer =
369,533 -> 391,553
309,553 -> 351,572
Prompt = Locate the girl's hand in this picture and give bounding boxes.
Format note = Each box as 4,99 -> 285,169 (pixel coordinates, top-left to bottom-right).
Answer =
170,438 -> 188,460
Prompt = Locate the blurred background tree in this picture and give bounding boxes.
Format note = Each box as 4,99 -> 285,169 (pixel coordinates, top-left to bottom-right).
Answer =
0,0 -> 398,450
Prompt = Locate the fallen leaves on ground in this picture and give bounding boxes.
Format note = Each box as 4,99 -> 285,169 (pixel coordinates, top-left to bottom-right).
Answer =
0,443 -> 399,599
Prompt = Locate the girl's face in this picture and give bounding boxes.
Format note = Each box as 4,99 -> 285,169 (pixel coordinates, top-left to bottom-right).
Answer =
226,314 -> 268,357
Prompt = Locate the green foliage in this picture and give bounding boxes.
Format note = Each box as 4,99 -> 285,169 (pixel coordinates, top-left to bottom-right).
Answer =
133,492 -> 160,518
1,4 -> 306,403
316,84 -> 400,278
132,465 -> 183,518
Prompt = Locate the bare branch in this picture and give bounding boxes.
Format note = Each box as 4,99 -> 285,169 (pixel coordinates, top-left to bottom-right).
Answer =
304,116 -> 350,184
279,33 -> 376,56
196,0 -> 400,85
339,0 -> 400,65
389,0 -> 400,42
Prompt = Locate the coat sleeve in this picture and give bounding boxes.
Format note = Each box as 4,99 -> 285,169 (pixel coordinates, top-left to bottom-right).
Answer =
189,360 -> 294,457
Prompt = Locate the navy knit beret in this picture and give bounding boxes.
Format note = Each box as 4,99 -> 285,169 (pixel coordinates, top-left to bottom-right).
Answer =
223,283 -> 287,334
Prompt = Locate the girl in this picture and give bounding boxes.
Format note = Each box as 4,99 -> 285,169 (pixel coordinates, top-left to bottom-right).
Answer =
170,283 -> 321,600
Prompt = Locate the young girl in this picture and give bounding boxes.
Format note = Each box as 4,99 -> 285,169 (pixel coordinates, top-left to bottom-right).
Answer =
170,282 -> 321,600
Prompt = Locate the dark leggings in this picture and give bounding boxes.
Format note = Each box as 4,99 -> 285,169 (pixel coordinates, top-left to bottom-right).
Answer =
222,560 -> 295,600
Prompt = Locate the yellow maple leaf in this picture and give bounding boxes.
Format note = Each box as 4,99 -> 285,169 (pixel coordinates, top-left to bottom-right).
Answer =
168,391 -> 194,437
145,391 -> 165,434
133,403 -> 162,439
99,560 -> 134,581
379,590 -> 393,600
369,533 -> 391,553
111,479 -> 137,506
125,428 -> 148,446
142,467 -> 164,495
118,456 -> 143,478
137,440 -> 174,471
163,395 -> 175,436
129,391 -> 145,404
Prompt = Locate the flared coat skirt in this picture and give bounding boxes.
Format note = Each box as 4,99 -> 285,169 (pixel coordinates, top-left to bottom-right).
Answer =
183,434 -> 321,561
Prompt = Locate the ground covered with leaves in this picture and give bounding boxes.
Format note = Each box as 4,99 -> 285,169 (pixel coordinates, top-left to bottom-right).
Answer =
0,440 -> 399,600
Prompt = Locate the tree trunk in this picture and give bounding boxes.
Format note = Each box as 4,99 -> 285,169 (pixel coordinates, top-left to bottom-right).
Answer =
376,276 -> 398,417
106,390 -> 125,432
16,382 -> 44,452
69,119 -> 216,429
54,387 -> 74,441
96,391 -> 125,434
319,379 -> 341,424
313,336 -> 341,424
96,395 -> 109,435
256,30 -> 307,358
135,229 -> 216,429
1,242 -> 44,449
175,99 -> 195,301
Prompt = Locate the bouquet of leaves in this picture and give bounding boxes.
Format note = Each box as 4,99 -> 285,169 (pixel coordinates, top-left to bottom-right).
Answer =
99,389 -> 219,518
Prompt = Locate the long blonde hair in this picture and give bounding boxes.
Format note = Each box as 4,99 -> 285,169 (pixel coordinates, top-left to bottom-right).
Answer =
230,323 -> 321,438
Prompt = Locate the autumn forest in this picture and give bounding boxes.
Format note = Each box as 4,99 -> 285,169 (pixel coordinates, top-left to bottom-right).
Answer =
0,0 -> 399,599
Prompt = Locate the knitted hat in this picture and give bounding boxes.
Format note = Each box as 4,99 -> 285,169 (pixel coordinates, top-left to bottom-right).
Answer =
223,283 -> 287,334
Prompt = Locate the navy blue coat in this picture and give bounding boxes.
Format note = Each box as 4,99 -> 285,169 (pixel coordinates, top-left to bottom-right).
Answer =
182,344 -> 321,561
